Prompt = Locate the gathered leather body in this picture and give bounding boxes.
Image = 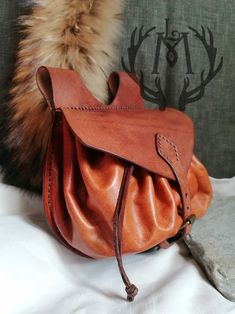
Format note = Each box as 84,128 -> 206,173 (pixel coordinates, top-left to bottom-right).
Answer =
37,67 -> 212,301
37,66 -> 212,259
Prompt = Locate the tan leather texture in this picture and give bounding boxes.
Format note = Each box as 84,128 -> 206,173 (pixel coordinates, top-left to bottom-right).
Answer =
37,66 -> 212,300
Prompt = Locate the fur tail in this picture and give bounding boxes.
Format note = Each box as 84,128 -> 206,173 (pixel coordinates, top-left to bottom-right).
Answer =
0,0 -> 124,192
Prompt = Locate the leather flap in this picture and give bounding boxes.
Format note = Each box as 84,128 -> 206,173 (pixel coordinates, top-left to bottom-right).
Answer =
36,66 -> 194,180
61,107 -> 194,180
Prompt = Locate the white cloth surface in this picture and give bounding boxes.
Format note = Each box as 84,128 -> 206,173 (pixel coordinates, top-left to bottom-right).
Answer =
0,178 -> 235,314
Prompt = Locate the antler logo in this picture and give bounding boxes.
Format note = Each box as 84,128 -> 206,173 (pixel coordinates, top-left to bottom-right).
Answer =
121,19 -> 223,110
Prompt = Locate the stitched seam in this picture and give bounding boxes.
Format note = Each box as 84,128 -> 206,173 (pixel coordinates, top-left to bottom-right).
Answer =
157,134 -> 180,163
48,117 -> 63,238
59,106 -> 142,111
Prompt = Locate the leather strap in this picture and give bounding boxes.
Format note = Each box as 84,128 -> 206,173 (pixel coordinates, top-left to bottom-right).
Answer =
156,133 -> 193,248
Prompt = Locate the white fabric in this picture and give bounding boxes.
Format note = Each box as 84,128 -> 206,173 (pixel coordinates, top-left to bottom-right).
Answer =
0,178 -> 235,314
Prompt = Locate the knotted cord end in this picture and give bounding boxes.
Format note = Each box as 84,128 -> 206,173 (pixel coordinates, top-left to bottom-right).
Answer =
126,284 -> 138,302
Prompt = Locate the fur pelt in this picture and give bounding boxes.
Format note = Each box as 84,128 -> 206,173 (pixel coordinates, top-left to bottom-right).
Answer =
0,0 -> 124,192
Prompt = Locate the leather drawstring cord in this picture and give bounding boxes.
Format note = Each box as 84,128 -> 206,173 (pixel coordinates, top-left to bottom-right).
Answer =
113,165 -> 138,302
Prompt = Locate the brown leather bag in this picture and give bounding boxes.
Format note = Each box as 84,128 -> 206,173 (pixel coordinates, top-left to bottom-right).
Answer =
36,66 -> 212,302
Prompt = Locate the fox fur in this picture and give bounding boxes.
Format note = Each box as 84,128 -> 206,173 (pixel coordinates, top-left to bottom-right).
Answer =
0,0 -> 124,192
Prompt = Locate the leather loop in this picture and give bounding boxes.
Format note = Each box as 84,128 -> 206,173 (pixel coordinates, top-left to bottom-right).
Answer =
108,72 -> 120,97
156,133 -> 192,247
36,66 -> 55,110
36,66 -> 144,110
37,66 -> 102,110
108,72 -> 140,101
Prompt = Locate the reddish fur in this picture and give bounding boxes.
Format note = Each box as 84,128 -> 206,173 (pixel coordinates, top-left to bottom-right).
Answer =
1,0 -> 123,191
